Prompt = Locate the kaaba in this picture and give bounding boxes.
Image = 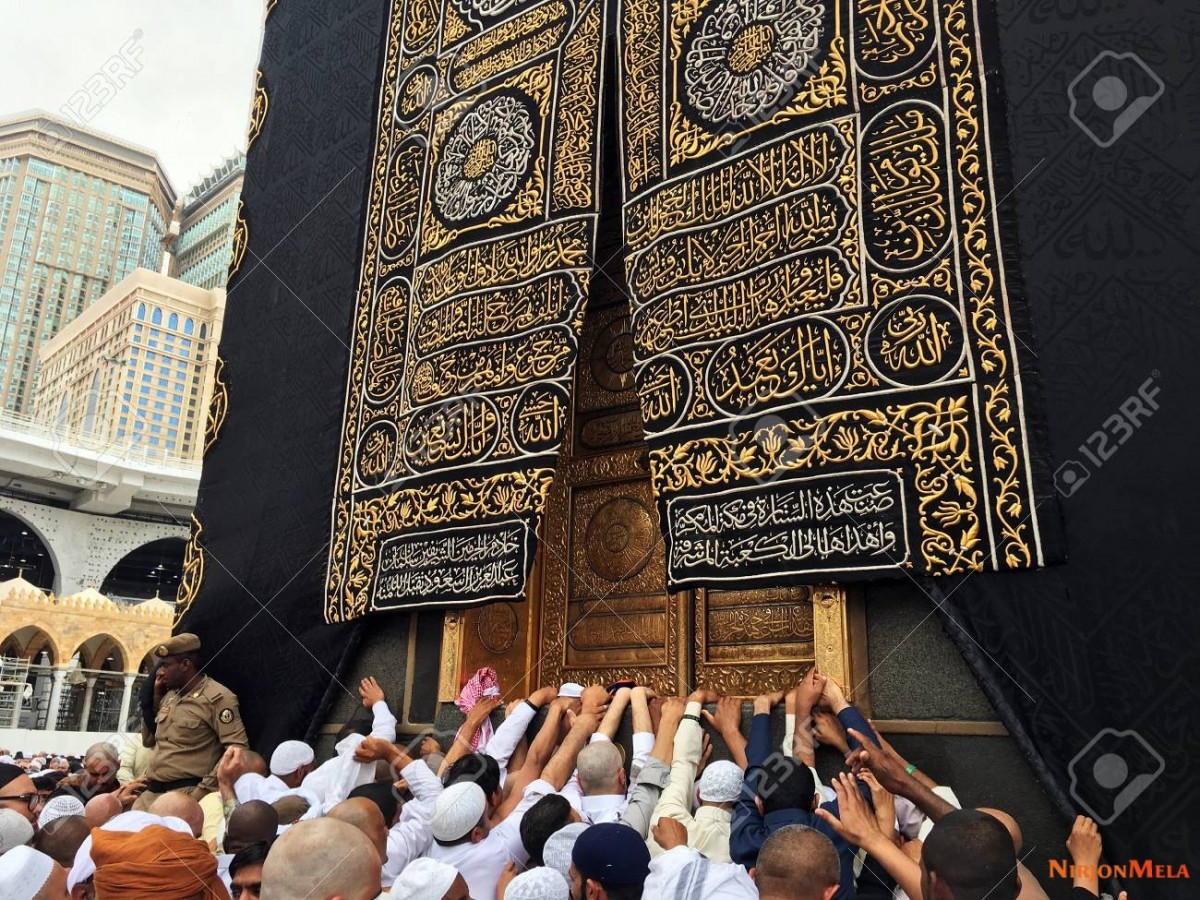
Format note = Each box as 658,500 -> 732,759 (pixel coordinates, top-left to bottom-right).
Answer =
178,0 -> 1198,896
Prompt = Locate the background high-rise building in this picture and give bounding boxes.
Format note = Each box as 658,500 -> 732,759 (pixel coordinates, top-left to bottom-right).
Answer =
175,153 -> 244,289
34,268 -> 225,462
0,112 -> 176,414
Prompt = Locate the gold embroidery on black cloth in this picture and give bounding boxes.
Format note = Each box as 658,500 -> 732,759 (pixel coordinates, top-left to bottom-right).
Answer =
173,515 -> 205,628
248,70 -> 269,150
203,357 -> 228,458
326,0 -> 607,621
617,0 -> 1047,587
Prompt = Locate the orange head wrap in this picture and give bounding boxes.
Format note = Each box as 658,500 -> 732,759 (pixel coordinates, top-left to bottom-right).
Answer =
91,824 -> 230,899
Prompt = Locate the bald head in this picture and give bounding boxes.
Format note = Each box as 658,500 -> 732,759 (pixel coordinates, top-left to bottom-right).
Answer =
244,750 -> 269,777
149,791 -> 205,838
328,797 -> 388,865
226,800 -> 279,854
576,742 -> 623,795
272,795 -> 310,825
33,814 -> 90,867
754,824 -> 840,900
261,818 -> 381,900
977,807 -> 1023,855
84,794 -> 122,829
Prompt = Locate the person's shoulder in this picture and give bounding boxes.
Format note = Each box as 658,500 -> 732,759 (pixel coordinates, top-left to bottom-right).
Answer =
200,676 -> 238,702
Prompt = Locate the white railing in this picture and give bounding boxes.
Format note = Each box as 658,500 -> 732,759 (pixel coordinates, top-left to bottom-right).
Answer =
0,409 -> 200,474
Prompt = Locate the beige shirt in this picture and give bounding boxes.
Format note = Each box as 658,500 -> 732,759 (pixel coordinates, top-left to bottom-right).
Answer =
146,675 -> 248,793
647,700 -> 733,862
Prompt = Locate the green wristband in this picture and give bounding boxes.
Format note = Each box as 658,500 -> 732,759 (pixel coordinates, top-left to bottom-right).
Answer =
905,763 -> 916,775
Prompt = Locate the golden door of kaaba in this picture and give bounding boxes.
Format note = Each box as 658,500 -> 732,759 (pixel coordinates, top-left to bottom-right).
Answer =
440,236 -> 868,701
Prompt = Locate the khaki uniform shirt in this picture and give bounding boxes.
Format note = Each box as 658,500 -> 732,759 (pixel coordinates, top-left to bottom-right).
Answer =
146,675 -> 248,793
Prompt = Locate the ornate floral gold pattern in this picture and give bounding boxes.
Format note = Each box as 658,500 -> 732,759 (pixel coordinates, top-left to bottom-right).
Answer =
248,69 -> 269,150
172,515 -> 205,628
203,357 -> 228,458
228,200 -> 248,281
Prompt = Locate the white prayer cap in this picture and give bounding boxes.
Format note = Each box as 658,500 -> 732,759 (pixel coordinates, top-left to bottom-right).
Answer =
557,683 -> 584,698
0,756 -> 12,765
391,857 -> 459,899
506,867 -> 570,899
431,782 -> 486,842
269,740 -> 315,776
542,822 -> 588,879
37,794 -> 85,829
698,760 -> 744,803
0,846 -> 54,898
0,809 -> 34,855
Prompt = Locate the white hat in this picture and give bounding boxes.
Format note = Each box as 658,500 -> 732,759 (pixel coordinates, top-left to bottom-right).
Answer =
391,857 -> 459,899
37,794 -> 85,829
0,845 -> 54,899
0,809 -> 34,856
431,782 -> 486,842
542,822 -> 588,879
269,741 -> 315,776
506,867 -> 570,899
557,683 -> 584,698
697,760 -> 744,803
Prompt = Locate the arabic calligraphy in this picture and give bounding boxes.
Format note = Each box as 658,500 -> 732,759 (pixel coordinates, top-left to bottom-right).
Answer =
667,473 -> 908,581
862,101 -> 951,269
374,521 -> 530,607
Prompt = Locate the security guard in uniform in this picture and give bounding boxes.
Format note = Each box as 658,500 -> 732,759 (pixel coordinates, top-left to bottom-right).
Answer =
133,633 -> 248,810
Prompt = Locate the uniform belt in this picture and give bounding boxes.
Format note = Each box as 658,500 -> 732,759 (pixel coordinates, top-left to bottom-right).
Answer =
146,777 -> 202,793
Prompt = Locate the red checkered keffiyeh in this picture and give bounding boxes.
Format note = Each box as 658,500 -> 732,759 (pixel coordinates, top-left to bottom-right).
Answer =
455,667 -> 501,751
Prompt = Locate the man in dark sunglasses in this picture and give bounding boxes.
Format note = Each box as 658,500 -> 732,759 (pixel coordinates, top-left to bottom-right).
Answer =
0,761 -> 43,828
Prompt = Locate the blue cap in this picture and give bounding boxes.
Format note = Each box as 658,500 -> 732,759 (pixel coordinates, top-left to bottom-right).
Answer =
571,823 -> 651,886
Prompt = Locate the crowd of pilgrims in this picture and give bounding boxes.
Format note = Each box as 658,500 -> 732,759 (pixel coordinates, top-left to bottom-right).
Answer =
0,671 -> 1126,899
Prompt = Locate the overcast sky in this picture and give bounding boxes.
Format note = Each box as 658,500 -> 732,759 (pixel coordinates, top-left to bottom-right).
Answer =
3,0 -> 264,194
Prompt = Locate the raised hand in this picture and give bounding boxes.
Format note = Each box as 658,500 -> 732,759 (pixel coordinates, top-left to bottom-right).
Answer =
359,676 -> 386,708
687,687 -> 720,704
815,772 -> 886,850
701,695 -> 743,738
216,746 -> 247,789
660,696 -> 688,722
859,769 -> 897,840
652,815 -> 690,851
113,777 -> 146,809
753,690 -> 786,714
1066,815 -> 1103,896
846,728 -> 912,795
581,684 -> 611,717
797,666 -> 827,710
813,709 -> 849,754
466,696 -> 503,724
353,736 -> 396,763
820,675 -> 849,712
527,685 -> 559,707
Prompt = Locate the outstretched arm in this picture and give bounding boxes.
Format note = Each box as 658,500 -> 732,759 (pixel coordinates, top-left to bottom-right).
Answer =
493,701 -> 567,818
816,773 -> 922,900
437,696 -> 502,778
596,687 -> 633,741
847,728 -> 954,823
359,677 -> 398,741
541,712 -> 600,790
701,695 -> 748,770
